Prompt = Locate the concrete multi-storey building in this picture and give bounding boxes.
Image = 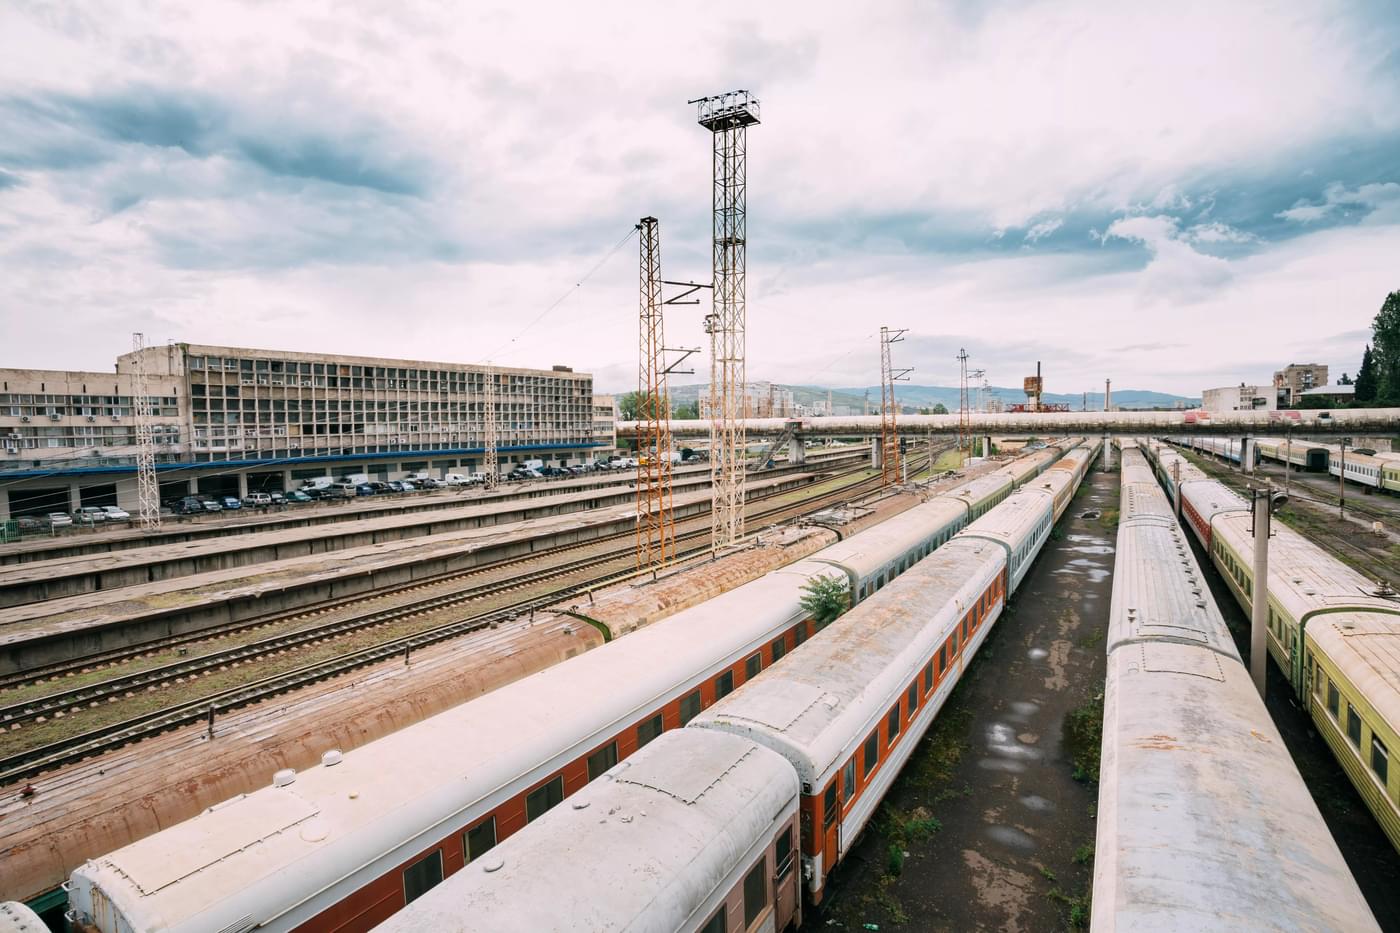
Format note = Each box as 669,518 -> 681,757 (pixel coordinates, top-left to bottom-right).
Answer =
592,394 -> 617,458
1201,383 -> 1276,413
1,343 -> 602,519
1274,363 -> 1329,407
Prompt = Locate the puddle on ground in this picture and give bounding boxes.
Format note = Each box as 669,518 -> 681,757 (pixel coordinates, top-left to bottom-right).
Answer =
1007,700 -> 1039,720
986,824 -> 1038,852
987,723 -> 1043,760
1019,794 -> 1054,813
1065,544 -> 1114,555
978,758 -> 1026,773
1027,647 -> 1048,660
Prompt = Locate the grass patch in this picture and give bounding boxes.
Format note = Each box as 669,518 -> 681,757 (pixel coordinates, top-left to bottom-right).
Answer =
1046,885 -> 1092,930
1073,842 -> 1095,866
1063,692 -> 1104,785
1096,507 -> 1120,531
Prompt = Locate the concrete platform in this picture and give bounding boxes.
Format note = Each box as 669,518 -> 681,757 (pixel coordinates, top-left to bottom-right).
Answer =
0,471 -> 716,607
0,472 -> 820,675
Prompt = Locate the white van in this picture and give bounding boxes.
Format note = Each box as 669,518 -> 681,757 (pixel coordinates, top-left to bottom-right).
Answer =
442,473 -> 470,486
404,471 -> 432,483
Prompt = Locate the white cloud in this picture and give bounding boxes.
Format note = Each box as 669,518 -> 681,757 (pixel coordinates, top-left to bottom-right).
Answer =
1185,221 -> 1257,244
1278,181 -> 1400,224
1023,218 -> 1063,244
1102,214 -> 1233,302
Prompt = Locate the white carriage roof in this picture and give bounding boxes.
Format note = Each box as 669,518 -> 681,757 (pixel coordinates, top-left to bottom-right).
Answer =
372,730 -> 799,933
1309,614 -> 1400,729
691,539 -> 998,784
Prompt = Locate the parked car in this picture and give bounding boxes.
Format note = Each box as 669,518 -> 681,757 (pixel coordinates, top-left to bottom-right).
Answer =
171,496 -> 203,515
46,512 -> 73,529
284,490 -> 312,503
15,516 -> 43,533
269,491 -> 287,505
243,492 -> 272,507
73,506 -> 108,524
368,482 -> 394,494
100,505 -> 132,521
221,496 -> 242,510
355,484 -> 376,496
419,478 -> 445,489
199,498 -> 224,512
465,472 -> 488,485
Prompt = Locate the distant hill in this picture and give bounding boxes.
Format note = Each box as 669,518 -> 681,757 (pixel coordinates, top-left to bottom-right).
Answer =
664,382 -> 1199,413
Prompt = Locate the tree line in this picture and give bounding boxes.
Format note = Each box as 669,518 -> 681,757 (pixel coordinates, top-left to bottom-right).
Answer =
1347,290 -> 1400,406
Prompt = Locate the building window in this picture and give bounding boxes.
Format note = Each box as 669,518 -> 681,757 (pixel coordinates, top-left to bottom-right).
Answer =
716,670 -> 735,699
526,775 -> 564,822
402,849 -> 443,904
1347,706 -> 1362,747
744,860 -> 768,927
637,713 -> 664,748
771,637 -> 786,663
842,758 -> 856,802
680,689 -> 702,726
887,705 -> 901,743
587,742 -> 619,781
465,817 -> 496,864
863,730 -> 879,777
745,652 -> 762,680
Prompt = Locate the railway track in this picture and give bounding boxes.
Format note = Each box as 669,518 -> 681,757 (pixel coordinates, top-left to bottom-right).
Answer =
0,454 -> 930,786
0,455 -> 869,694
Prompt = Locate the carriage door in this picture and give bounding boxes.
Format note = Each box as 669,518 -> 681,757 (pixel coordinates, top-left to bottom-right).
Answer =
774,823 -> 799,930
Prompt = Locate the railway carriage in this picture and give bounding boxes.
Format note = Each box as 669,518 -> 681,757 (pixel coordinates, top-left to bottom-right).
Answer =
1307,617 -> 1400,850
372,730 -> 803,933
691,538 -> 1006,902
1094,446 -> 1377,931
1140,440 -> 1400,856
1252,436 -> 1330,472
1330,449 -> 1384,488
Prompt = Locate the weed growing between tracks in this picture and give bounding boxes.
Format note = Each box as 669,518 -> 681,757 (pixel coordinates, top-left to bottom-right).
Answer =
1063,692 -> 1103,785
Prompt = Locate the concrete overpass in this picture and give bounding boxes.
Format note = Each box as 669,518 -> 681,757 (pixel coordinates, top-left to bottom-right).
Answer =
619,409 -> 1400,440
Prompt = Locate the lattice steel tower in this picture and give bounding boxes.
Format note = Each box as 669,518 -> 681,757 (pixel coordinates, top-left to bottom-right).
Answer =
957,348 -> 971,462
693,90 -> 759,550
636,217 -> 677,569
483,367 -> 499,490
879,327 -> 909,486
131,333 -> 161,532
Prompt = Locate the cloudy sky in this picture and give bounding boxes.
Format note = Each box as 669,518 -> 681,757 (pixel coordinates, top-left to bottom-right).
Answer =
1,1 -> 1397,397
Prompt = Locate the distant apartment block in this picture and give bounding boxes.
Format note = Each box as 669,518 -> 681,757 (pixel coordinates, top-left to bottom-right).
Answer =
1273,363 -> 1328,407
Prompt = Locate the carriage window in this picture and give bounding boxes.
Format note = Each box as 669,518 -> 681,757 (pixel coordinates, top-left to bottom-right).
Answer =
938,645 -> 947,672
887,705 -> 901,743
1374,737 -> 1390,786
699,909 -> 726,933
776,826 -> 795,879
863,731 -> 880,776
465,817 -> 496,863
638,713 -> 664,748
772,637 -> 787,663
1347,706 -> 1362,747
744,860 -> 768,927
402,849 -> 443,904
908,683 -> 919,713
824,782 -> 840,827
924,661 -> 934,692
842,758 -> 856,802
587,742 -> 618,781
716,670 -> 735,699
795,623 -> 809,646
526,776 -> 564,822
745,652 -> 762,680
680,689 -> 703,726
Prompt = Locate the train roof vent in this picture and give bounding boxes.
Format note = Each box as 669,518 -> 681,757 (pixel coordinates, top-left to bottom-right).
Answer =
321,750 -> 343,767
1372,581 -> 1397,598
273,768 -> 296,787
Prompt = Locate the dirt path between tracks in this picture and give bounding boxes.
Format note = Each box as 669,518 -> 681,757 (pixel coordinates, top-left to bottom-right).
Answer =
808,466 -> 1117,932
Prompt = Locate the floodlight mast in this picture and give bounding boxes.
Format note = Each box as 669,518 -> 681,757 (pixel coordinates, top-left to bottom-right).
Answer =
692,90 -> 759,551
